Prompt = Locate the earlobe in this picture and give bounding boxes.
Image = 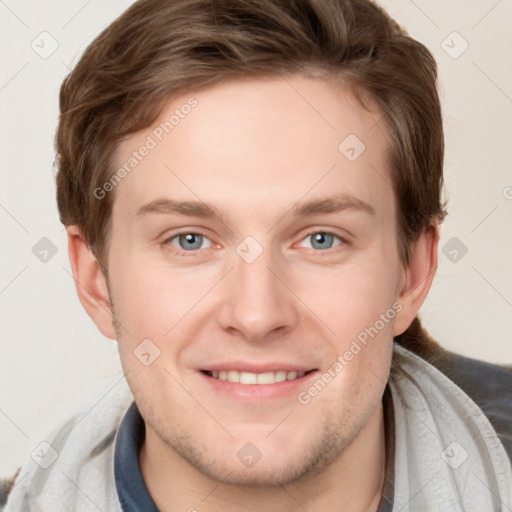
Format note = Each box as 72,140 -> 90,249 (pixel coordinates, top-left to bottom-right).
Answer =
393,224 -> 439,336
66,225 -> 117,340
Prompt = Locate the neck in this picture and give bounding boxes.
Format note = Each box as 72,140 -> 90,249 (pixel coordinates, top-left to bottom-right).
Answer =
139,404 -> 387,512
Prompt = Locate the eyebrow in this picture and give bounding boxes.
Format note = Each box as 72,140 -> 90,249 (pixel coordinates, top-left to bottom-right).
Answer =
135,198 -> 223,220
292,193 -> 375,217
135,193 -> 375,221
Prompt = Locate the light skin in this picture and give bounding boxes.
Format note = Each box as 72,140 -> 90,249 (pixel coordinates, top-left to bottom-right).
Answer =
67,74 -> 438,511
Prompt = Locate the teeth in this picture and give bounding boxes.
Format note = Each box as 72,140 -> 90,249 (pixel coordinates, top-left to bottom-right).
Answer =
211,370 -> 307,385
240,372 -> 257,384
227,370 -> 240,383
275,371 -> 287,383
257,372 -> 275,385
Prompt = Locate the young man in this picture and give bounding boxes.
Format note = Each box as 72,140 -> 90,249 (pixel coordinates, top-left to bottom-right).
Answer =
2,0 -> 511,510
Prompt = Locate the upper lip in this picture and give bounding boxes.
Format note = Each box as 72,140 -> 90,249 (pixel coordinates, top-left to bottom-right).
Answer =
200,362 -> 317,373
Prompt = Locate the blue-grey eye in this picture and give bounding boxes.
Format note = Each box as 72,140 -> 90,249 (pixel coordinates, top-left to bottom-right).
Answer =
170,233 -> 211,251
301,232 -> 342,250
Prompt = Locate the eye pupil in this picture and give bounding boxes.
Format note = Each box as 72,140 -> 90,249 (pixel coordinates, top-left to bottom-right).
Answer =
172,232 -> 339,253
179,233 -> 203,250
311,232 -> 334,250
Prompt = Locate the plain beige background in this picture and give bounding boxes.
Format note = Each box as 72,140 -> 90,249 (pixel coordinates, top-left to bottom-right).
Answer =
0,0 -> 511,479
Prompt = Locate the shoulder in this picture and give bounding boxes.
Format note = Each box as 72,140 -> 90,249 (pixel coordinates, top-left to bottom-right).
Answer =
426,347 -> 512,462
2,378 -> 133,511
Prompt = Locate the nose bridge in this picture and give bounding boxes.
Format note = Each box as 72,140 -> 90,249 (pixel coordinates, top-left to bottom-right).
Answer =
217,241 -> 298,340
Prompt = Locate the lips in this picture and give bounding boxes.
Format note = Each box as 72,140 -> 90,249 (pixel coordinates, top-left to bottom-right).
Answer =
200,360 -> 318,387
198,363 -> 319,400
202,369 -> 314,385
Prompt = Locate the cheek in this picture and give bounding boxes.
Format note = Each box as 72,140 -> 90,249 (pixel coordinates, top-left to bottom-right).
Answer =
108,250 -> 215,336
310,313 -> 393,420
291,257 -> 399,334
288,254 -> 398,391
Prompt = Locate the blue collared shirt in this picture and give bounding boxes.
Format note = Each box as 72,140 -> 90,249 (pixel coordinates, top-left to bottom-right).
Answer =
114,401 -> 160,511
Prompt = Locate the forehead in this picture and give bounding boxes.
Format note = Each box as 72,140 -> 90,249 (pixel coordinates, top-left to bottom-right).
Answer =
111,74 -> 393,226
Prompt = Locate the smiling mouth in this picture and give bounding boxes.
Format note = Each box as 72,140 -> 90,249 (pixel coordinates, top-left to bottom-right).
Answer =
201,369 -> 317,385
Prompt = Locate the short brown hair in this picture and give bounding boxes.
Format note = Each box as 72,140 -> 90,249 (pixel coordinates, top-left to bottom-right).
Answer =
55,0 -> 447,353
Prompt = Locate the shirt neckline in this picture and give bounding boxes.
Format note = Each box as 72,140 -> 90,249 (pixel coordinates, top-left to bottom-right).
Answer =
114,389 -> 395,511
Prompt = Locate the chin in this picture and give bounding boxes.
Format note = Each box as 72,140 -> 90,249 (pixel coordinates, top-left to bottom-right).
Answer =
169,422 -> 354,488
193,456 -> 317,488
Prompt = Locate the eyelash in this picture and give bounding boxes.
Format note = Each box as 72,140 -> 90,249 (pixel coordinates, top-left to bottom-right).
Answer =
162,228 -> 347,256
300,228 -> 347,252
162,229 -> 212,257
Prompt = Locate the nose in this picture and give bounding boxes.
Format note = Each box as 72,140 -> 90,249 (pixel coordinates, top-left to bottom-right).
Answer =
217,246 -> 300,343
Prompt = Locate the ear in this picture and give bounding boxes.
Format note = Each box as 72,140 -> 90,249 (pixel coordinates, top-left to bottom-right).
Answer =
393,223 -> 439,336
66,225 -> 117,340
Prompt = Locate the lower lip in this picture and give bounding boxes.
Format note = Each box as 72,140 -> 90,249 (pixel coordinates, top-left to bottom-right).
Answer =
197,370 -> 319,401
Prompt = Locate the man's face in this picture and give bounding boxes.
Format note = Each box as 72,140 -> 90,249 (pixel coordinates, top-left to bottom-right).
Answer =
107,74 -> 404,485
